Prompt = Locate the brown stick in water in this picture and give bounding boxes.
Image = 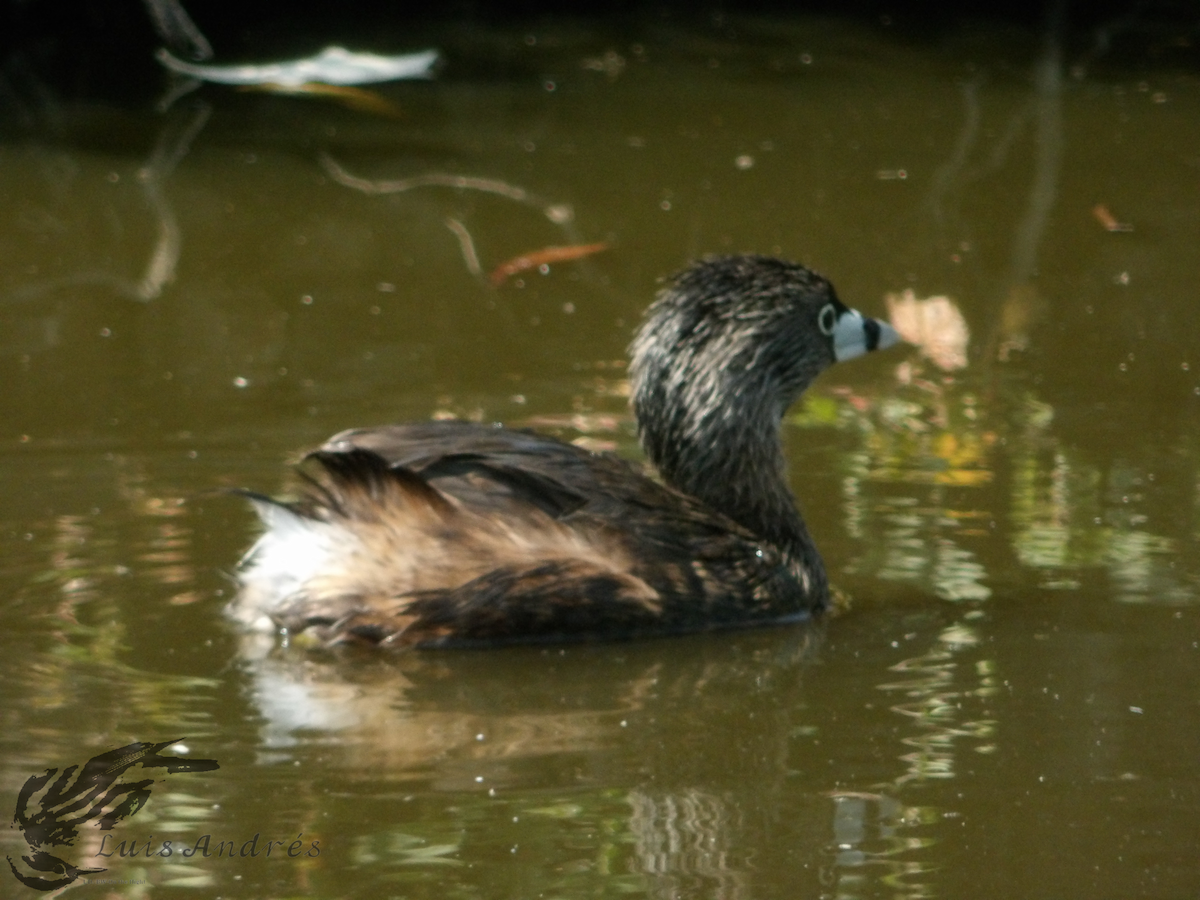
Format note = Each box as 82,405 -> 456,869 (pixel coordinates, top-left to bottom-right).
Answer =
489,242 -> 612,287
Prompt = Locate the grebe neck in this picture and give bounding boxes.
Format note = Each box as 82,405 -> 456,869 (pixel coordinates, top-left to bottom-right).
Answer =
635,380 -> 824,588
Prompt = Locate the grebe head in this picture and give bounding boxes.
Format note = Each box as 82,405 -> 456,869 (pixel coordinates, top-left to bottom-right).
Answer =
629,255 -> 899,555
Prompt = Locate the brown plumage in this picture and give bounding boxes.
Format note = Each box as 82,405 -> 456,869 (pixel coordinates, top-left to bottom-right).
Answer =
231,255 -> 900,648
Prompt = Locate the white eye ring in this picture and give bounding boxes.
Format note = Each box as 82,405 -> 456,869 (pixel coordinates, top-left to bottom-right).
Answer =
818,303 -> 837,336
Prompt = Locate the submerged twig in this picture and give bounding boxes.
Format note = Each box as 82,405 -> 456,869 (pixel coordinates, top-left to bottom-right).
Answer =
444,218 -> 482,277
318,152 -> 575,225
489,243 -> 612,287
1092,203 -> 1133,233
318,154 -> 610,284
321,152 -> 525,199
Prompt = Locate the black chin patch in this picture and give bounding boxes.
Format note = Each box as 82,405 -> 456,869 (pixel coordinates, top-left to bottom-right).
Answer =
863,318 -> 881,351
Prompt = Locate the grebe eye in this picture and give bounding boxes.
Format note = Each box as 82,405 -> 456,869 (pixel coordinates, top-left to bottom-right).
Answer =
817,303 -> 837,336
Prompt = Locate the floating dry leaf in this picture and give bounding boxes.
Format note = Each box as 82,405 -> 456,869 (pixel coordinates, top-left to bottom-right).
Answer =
156,46 -> 439,86
886,290 -> 970,371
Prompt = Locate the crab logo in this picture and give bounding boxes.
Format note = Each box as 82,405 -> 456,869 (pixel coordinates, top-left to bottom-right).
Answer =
7,738 -> 219,891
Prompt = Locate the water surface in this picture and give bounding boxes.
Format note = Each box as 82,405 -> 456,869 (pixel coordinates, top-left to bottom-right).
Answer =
2,8 -> 1199,899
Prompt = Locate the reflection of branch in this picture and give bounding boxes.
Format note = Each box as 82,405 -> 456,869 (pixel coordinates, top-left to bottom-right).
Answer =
2,103 -> 210,305
136,102 -> 212,300
141,0 -> 213,61
1008,0 -> 1065,287
927,79 -> 1034,231
318,152 -> 576,226
924,79 -> 981,230
980,100 -> 1031,177
1073,1 -> 1151,74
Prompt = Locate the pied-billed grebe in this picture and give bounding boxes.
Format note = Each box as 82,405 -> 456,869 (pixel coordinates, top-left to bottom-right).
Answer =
231,255 -> 900,647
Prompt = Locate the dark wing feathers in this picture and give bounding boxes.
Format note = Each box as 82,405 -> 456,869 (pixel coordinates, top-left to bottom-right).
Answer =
300,448 -> 455,521
322,421 -> 744,532
418,454 -> 589,519
324,421 -> 558,464
295,439 -> 592,524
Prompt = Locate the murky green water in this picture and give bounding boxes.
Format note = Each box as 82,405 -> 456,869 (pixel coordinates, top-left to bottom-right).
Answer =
3,8 -> 1199,899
